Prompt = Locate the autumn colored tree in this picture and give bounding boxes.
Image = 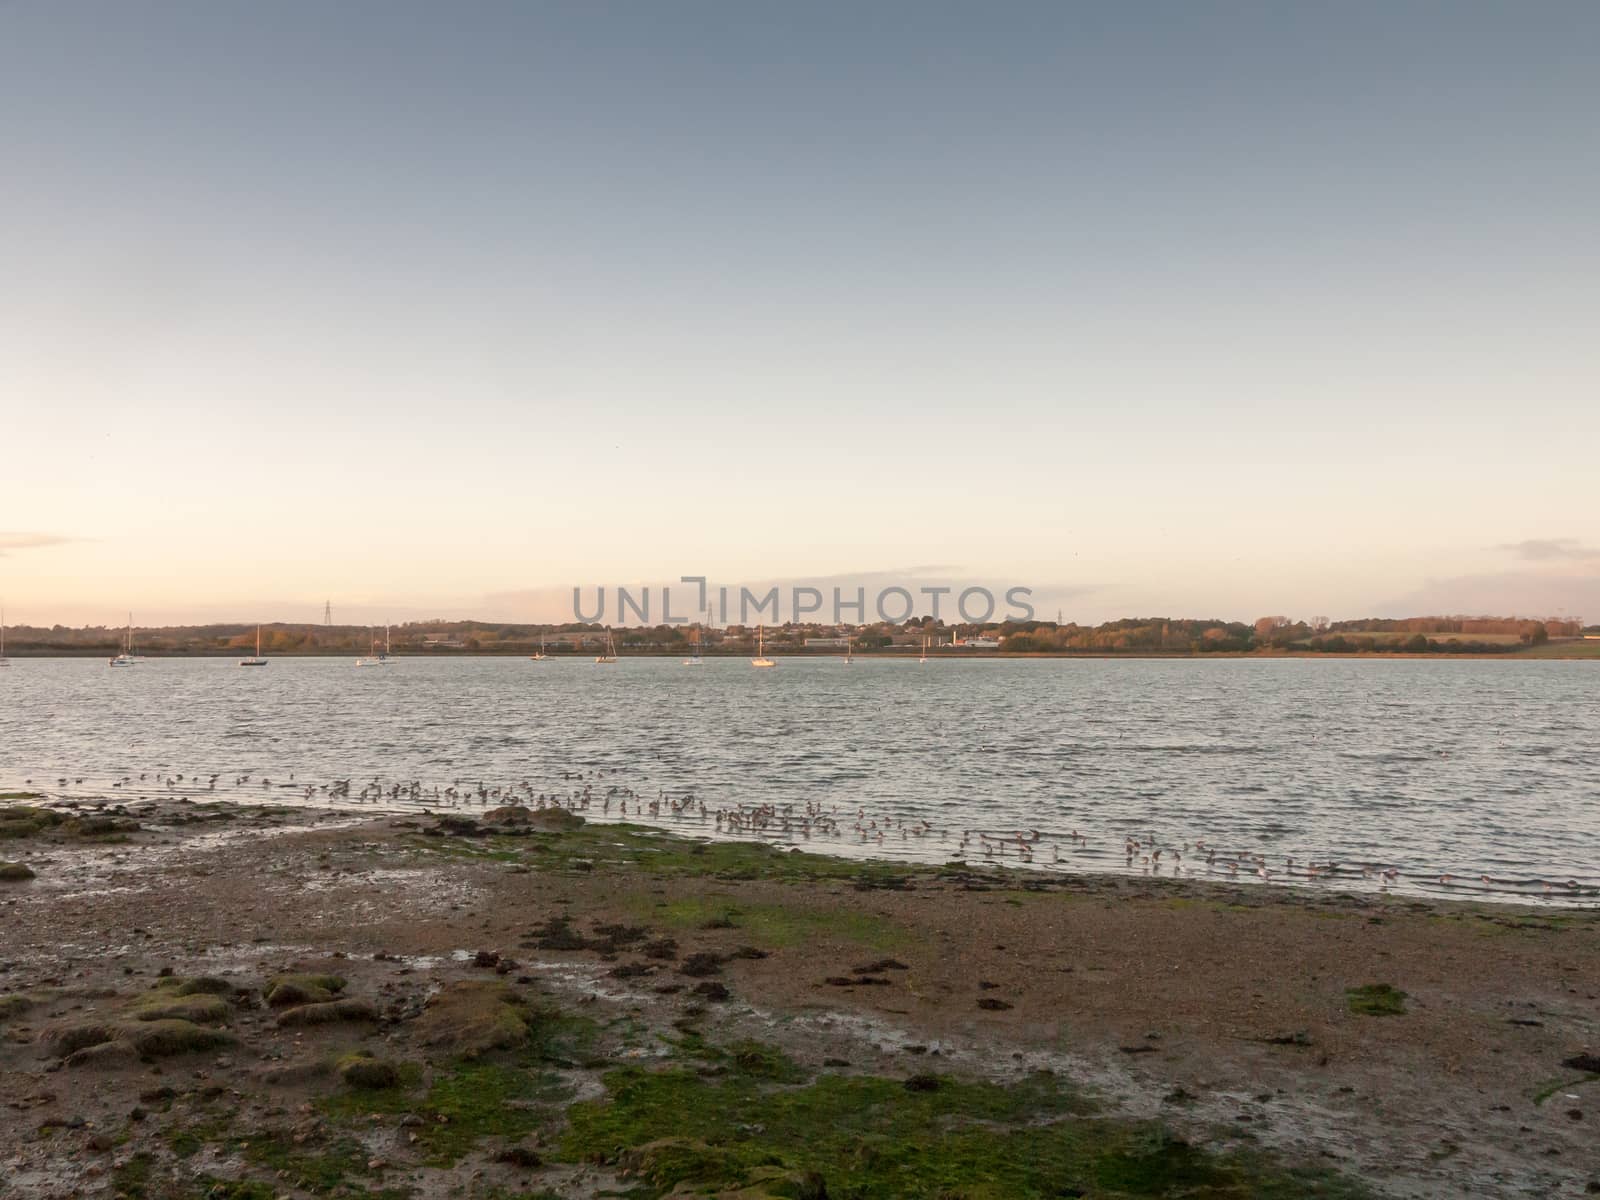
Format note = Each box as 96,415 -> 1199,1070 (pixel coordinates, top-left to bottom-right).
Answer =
1254,615 -> 1291,641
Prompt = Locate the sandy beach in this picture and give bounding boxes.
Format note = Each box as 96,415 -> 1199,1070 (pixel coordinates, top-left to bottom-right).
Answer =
1,796 -> 1595,1199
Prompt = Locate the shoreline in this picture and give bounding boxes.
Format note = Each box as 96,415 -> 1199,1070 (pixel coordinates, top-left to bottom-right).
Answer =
8,788 -> 1596,910
4,648 -> 1598,660
1,796 -> 1597,1198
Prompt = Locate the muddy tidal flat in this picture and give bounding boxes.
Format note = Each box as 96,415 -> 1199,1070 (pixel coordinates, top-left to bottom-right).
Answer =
1,796 -> 1596,1200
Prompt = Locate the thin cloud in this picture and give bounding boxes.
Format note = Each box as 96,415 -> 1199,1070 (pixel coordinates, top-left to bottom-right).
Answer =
1494,538 -> 1600,563
1375,571 -> 1597,620
0,532 -> 79,556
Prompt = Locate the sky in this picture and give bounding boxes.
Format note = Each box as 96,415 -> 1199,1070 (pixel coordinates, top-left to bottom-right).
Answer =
2,1 -> 1597,627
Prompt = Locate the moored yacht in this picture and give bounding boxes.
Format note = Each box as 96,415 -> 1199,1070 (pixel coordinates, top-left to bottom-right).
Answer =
355,626 -> 387,667
239,626 -> 267,667
751,624 -> 776,668
109,614 -> 145,667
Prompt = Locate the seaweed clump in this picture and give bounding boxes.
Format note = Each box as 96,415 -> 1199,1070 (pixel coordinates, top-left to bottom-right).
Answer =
1346,984 -> 1408,1016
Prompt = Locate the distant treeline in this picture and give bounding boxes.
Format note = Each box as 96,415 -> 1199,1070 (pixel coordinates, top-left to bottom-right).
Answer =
1,621 -> 609,656
3,613 -> 1587,657
1327,616 -> 1583,637
997,618 -> 1255,653
1245,614 -> 1581,654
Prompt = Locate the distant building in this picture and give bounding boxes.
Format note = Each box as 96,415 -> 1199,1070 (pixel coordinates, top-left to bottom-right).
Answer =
804,637 -> 850,648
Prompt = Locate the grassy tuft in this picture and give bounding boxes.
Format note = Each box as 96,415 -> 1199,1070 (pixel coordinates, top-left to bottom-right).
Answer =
274,997 -> 378,1027
122,1018 -> 235,1057
265,973 -> 347,1007
413,980 -> 530,1059
337,1052 -> 402,1089
129,991 -> 231,1024
163,974 -> 236,996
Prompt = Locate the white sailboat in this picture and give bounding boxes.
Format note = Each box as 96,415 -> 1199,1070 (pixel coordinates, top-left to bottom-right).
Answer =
594,629 -> 618,664
684,620 -> 704,666
751,624 -> 776,668
530,632 -> 549,661
239,626 -> 267,667
919,634 -> 929,664
109,614 -> 144,667
355,626 -> 384,667
843,634 -> 852,665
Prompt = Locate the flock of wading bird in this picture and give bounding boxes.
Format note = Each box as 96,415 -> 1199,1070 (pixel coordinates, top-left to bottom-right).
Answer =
19,765 -> 1597,901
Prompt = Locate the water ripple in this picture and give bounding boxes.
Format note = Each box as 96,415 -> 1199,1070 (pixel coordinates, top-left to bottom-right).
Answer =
1,656 -> 1596,905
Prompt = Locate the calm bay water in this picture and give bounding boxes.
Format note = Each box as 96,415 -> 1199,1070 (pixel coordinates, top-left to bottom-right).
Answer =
2,656 -> 1596,905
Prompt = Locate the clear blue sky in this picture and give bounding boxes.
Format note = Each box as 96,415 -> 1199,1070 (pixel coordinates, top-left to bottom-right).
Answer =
3,2 -> 1597,625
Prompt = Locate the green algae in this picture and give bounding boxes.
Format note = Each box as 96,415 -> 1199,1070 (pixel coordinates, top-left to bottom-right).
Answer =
111,1150 -> 155,1198
1531,1072 -> 1600,1106
130,1082 -> 419,1198
412,820 -> 930,890
560,1063 -> 1368,1199
666,1033 -> 807,1083
1345,984 -> 1407,1016
415,1061 -> 569,1166
0,806 -> 60,838
237,1131 -> 380,1193
315,999 -> 597,1169
317,1058 -> 565,1168
191,1182 -> 277,1200
640,896 -> 907,950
